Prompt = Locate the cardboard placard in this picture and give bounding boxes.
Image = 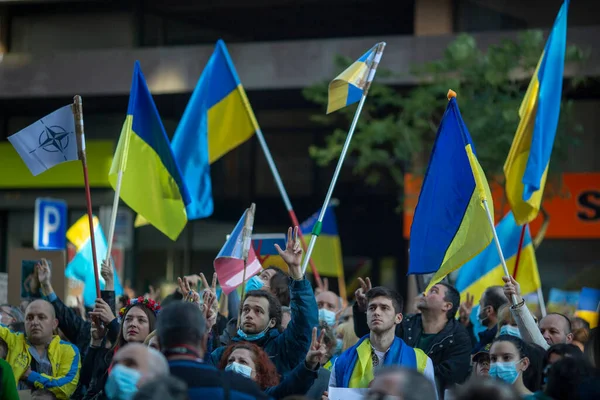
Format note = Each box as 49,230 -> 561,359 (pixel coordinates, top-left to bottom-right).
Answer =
8,248 -> 66,306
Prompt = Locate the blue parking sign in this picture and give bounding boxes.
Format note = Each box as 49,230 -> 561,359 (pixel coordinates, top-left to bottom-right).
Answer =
34,198 -> 67,251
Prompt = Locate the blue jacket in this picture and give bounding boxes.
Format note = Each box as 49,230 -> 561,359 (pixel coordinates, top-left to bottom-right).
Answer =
210,278 -> 318,376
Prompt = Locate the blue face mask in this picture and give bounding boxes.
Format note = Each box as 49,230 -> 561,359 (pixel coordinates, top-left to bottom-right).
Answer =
225,362 -> 253,378
237,323 -> 271,342
105,364 -> 141,400
335,338 -> 343,354
245,275 -> 264,293
489,360 -> 522,384
500,325 -> 521,338
319,308 -> 337,327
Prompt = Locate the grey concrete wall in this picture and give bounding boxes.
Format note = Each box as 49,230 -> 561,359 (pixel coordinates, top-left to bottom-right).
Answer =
0,26 -> 598,98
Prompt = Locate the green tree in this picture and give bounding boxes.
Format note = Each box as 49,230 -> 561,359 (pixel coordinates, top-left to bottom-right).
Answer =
303,32 -> 587,210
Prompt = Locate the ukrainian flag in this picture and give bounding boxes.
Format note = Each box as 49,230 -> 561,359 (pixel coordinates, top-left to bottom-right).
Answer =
455,212 -> 541,304
504,0 -> 569,226
327,43 -> 383,114
65,215 -> 123,307
408,92 -> 494,292
109,61 -> 191,241
575,287 -> 600,328
200,40 -> 259,164
300,206 -> 345,277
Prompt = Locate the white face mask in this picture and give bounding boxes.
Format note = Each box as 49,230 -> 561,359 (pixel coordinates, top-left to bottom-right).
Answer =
225,362 -> 252,379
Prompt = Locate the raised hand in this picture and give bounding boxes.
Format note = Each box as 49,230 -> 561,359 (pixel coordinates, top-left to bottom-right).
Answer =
200,272 -> 218,296
305,327 -> 328,369
458,293 -> 474,327
315,277 -> 329,296
502,275 -> 523,304
101,259 -> 114,291
91,318 -> 106,342
355,277 -> 372,312
89,298 -> 116,324
274,227 -> 303,280
178,277 -> 200,304
36,259 -> 52,287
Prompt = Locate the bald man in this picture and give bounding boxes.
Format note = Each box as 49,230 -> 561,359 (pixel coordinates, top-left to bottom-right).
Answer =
316,290 -> 342,327
0,299 -> 80,399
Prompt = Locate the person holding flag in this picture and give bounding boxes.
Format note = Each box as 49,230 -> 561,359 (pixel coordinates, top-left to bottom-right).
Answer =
210,226 -> 318,377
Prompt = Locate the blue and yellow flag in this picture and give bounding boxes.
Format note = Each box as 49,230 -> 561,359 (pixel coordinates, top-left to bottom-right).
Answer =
65,214 -> 123,308
504,0 -> 569,225
408,92 -> 494,292
576,287 -> 600,329
110,61 -> 191,241
201,40 -> 259,164
300,206 -> 345,278
455,212 -> 541,304
327,43 -> 384,114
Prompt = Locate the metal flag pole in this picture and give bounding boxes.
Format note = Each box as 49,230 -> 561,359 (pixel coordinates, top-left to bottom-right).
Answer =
482,199 -> 519,306
254,128 -> 322,286
300,42 -> 386,275
72,95 -> 101,299
237,203 -> 256,329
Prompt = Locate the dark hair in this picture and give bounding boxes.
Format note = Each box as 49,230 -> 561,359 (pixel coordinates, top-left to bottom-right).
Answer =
542,312 -> 572,334
0,304 -> 24,323
373,366 -> 437,400
217,342 -> 280,389
116,304 -> 157,348
572,317 -> 591,331
545,356 -> 595,400
264,266 -> 291,307
453,379 -> 520,400
161,291 -> 183,307
483,286 -> 508,313
366,287 -> 403,314
31,389 -> 58,400
0,337 -> 7,360
157,301 -> 206,350
8,322 -> 25,333
493,335 -> 543,392
243,290 -> 282,330
584,328 -> 598,368
543,343 -> 584,385
133,375 -> 189,400
439,283 -> 460,320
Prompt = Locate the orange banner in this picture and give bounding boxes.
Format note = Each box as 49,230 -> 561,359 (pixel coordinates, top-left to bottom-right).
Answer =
403,173 -> 600,239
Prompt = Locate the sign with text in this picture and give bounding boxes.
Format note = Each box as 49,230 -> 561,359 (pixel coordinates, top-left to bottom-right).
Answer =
404,173 -> 600,239
34,198 -> 67,250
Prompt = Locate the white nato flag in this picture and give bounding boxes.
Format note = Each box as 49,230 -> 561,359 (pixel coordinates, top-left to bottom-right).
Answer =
8,104 -> 78,176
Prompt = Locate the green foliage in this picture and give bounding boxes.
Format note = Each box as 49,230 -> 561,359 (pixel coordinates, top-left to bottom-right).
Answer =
303,32 -> 587,209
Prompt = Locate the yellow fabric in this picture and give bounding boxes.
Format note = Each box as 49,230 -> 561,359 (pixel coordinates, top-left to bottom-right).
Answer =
425,144 -> 494,293
305,235 -> 345,278
208,84 -> 258,164
327,61 -> 368,114
349,339 -> 375,389
0,329 -> 80,399
0,140 -> 113,188
66,215 -> 99,250
504,57 -> 547,225
109,116 -> 187,241
575,310 -> 598,329
459,243 -> 540,305
414,348 -> 429,373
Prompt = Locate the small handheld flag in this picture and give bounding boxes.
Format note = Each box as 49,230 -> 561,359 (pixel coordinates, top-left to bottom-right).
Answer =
327,42 -> 385,114
214,207 -> 262,295
8,105 -> 78,176
409,90 -> 494,292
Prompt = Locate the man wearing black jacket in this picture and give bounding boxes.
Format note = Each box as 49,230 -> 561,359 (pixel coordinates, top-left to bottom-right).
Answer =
353,278 -> 471,394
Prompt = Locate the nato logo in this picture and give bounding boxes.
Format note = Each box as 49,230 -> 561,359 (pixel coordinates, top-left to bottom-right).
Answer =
34,198 -> 68,251
30,122 -> 72,161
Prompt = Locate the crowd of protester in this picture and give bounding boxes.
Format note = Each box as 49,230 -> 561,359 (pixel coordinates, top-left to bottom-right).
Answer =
0,227 -> 597,400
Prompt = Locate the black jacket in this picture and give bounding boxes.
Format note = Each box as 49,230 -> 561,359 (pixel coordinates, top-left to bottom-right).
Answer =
353,304 -> 471,392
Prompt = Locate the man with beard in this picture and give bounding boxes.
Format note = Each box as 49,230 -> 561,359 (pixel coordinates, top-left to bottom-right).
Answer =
353,279 -> 471,394
331,287 -> 435,389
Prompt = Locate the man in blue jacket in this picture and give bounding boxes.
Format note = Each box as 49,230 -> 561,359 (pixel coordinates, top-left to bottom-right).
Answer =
210,226 -> 318,376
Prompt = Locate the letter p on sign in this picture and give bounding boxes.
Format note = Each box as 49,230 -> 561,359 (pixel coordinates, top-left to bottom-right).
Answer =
34,198 -> 67,251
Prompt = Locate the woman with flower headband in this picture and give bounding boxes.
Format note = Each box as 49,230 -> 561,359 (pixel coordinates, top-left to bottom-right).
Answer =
81,293 -> 161,400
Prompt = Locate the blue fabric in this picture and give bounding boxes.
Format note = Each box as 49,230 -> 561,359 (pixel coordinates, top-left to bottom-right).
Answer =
522,0 -> 569,200
211,278 -> 318,376
334,335 -> 417,388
